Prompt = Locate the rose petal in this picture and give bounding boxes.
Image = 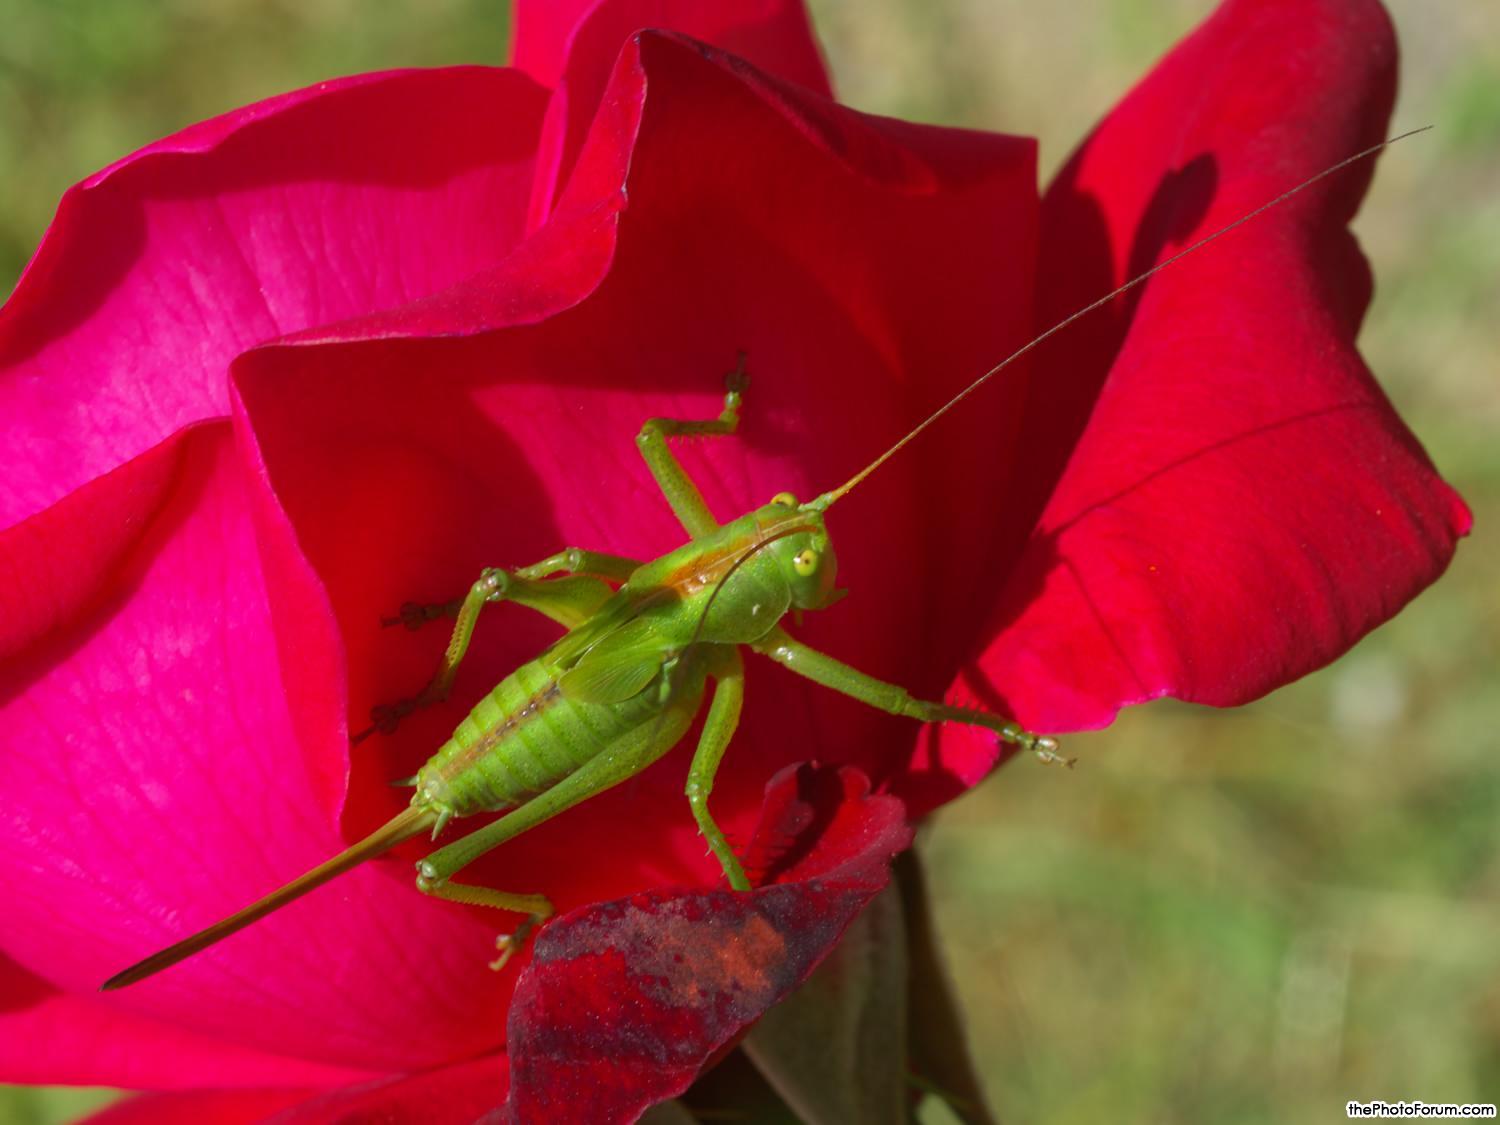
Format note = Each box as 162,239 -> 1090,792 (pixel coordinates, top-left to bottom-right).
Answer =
0,426 -> 511,1075
511,0 -> 830,93
498,764 -> 909,1125
0,421 -> 186,664
269,1055 -> 507,1123
958,0 -> 1469,733
0,67 -> 547,530
514,0 -> 833,229
81,1089 -> 314,1125
0,954 -> 371,1090
231,29 -> 1034,929
2,27 -> 1032,1086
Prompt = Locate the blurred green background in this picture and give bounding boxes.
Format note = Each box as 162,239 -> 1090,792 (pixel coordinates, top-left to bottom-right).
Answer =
1,1 -> 1494,1122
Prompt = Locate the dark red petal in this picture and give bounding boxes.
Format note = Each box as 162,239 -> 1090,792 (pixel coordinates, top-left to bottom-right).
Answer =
955,0 -> 1469,737
0,67 -> 546,531
232,29 -> 1033,925
515,0 -> 832,229
740,880 -> 909,1124
497,764 -> 910,1125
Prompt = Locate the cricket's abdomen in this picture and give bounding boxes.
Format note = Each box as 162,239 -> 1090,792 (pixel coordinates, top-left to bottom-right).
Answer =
414,657 -> 664,817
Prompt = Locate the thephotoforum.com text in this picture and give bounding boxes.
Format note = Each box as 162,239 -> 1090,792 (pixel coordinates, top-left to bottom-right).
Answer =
1347,1102 -> 1496,1119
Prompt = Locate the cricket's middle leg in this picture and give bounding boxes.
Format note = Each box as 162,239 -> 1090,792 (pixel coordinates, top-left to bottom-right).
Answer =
355,549 -> 641,743
685,648 -> 750,891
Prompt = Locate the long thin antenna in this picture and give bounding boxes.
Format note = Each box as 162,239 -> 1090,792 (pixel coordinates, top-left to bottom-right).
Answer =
813,126 -> 1431,510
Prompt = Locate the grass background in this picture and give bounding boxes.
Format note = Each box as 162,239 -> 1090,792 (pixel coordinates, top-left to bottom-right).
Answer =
1,1 -> 1495,1122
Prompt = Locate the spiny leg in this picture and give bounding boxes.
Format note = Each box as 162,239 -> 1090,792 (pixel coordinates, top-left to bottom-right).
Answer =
686,648 -> 750,891
413,879 -> 553,972
636,353 -> 748,537
750,626 -> 1072,766
382,595 -> 465,632
414,685 -> 704,968
355,549 -> 641,743
382,549 -> 639,632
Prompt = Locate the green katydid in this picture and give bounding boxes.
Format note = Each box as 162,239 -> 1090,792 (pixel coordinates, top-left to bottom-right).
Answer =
101,129 -> 1425,992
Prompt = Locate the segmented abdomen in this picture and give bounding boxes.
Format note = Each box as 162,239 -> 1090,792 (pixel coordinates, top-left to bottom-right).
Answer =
415,658 -> 661,816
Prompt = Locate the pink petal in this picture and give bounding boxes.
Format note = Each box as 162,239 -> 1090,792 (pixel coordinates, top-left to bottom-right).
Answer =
0,421 -> 184,664
82,1089 -> 314,1125
499,765 -> 909,1125
231,29 -> 1035,919
962,0 -> 1469,733
0,67 -> 547,530
0,954 -> 371,1090
80,1055 -> 504,1125
269,1055 -> 507,1123
0,426 -> 519,1075
513,0 -> 832,230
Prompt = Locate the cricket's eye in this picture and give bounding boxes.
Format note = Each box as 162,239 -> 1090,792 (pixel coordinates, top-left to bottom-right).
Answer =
771,491 -> 797,507
793,548 -> 820,576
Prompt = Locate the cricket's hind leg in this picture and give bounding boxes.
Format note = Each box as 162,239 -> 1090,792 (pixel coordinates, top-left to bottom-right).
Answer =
636,352 -> 749,537
354,549 -> 641,743
413,876 -> 553,971
413,690 -> 701,969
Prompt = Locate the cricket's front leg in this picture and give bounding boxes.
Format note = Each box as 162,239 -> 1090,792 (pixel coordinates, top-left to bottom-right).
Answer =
636,353 -> 748,537
382,549 -> 640,631
750,627 -> 1072,766
354,549 -> 642,743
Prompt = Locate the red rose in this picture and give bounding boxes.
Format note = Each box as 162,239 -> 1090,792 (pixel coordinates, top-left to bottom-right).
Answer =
0,0 -> 1467,1121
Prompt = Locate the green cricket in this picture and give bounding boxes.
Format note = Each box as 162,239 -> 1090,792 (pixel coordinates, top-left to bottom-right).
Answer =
102,130 -> 1422,991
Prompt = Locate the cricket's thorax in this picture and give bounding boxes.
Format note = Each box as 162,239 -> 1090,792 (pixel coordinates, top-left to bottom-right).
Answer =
625,502 -> 834,647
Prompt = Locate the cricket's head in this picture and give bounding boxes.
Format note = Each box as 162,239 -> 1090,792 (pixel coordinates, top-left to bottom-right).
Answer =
762,492 -> 841,610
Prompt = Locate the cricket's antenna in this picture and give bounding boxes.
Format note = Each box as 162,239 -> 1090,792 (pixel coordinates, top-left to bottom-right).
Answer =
811,126 -> 1432,511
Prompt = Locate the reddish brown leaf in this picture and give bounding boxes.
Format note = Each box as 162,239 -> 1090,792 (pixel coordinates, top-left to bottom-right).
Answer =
497,765 -> 911,1124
